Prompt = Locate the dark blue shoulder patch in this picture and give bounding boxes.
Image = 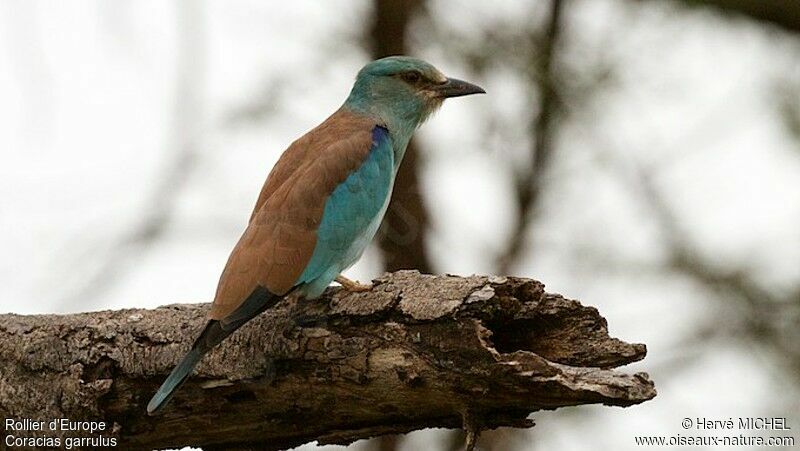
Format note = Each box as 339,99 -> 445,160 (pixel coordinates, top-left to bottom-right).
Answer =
372,125 -> 390,145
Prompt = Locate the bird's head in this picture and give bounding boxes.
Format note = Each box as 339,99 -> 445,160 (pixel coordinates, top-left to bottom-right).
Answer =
344,56 -> 484,134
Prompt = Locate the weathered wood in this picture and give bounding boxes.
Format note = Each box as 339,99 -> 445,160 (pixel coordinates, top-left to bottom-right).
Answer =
0,271 -> 655,450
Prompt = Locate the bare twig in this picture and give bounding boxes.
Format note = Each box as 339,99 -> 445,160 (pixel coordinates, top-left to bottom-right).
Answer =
676,0 -> 800,34
498,0 -> 566,274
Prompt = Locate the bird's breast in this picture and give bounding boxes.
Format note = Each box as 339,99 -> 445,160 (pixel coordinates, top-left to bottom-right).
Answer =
295,126 -> 396,295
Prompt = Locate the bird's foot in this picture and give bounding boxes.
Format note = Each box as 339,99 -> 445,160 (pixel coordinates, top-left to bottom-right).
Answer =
335,275 -> 373,292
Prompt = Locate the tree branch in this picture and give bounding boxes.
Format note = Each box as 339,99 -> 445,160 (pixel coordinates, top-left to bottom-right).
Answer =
676,0 -> 800,34
0,271 -> 655,450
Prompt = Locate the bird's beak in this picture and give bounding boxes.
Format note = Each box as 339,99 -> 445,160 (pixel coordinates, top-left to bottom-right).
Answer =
433,77 -> 486,98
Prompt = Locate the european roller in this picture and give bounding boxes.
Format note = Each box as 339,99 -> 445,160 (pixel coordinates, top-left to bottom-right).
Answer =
147,56 -> 484,415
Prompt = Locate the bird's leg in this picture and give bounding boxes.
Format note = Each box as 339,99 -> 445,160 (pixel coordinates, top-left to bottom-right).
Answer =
335,275 -> 373,292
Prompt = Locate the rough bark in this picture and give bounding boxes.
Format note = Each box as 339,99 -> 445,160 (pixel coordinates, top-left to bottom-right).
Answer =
0,271 -> 655,450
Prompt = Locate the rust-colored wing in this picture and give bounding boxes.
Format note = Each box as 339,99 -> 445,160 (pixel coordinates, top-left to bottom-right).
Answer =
209,109 -> 380,320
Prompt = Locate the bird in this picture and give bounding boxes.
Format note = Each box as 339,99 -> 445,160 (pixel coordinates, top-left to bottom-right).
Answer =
147,56 -> 484,415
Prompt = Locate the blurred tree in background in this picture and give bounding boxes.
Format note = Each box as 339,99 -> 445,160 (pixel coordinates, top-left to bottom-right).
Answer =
366,0 -> 434,279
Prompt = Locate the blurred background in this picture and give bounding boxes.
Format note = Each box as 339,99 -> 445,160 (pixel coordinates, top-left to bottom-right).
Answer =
1,0 -> 799,450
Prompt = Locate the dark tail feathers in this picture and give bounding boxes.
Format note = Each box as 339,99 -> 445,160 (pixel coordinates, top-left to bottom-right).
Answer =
146,285 -> 286,415
146,320 -> 230,416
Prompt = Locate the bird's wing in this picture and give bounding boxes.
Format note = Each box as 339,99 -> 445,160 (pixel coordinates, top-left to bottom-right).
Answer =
209,109 -> 382,320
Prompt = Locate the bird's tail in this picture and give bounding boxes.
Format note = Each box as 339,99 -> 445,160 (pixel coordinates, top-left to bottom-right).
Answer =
146,320 -> 229,416
146,285 -> 289,415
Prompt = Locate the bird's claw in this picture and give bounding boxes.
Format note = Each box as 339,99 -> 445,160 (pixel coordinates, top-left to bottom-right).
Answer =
335,275 -> 373,292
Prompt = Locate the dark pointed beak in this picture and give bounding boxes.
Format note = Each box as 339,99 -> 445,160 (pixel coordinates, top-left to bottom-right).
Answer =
434,77 -> 486,98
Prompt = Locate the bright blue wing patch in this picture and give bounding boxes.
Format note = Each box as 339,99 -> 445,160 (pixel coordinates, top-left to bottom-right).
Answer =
297,126 -> 394,297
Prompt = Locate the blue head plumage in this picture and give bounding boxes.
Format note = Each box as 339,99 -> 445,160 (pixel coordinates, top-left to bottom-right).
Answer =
343,56 -> 484,161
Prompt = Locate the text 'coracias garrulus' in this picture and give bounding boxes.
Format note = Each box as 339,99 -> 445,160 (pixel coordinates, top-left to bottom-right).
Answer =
147,56 -> 484,415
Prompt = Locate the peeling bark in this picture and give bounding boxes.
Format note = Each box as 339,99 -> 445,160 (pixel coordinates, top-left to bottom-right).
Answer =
0,271 -> 655,450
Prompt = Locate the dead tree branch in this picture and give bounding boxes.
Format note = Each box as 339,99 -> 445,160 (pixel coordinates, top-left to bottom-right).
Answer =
0,271 -> 655,450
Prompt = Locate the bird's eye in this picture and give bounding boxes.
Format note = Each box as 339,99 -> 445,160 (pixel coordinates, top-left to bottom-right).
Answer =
401,71 -> 422,84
